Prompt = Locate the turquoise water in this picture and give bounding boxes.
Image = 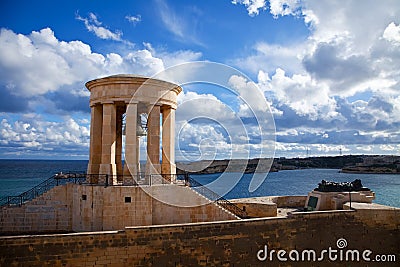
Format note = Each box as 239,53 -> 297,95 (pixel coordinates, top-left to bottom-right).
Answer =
0,160 -> 399,208
192,169 -> 400,208
0,160 -> 87,198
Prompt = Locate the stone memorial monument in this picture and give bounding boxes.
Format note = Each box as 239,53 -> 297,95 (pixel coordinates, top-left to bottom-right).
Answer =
85,75 -> 182,184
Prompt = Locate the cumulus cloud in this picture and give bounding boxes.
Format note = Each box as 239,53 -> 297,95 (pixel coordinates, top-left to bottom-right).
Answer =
0,27 -> 202,114
259,68 -> 337,120
383,22 -> 400,44
231,0 -> 400,155
228,75 -> 267,113
0,116 -> 89,158
269,0 -> 301,18
125,49 -> 165,75
231,0 -> 267,16
232,42 -> 306,75
175,87 -> 275,160
0,28 -> 107,98
232,0 -> 317,25
175,91 -> 236,160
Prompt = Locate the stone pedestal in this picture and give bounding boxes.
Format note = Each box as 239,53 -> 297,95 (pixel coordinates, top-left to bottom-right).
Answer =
305,190 -> 375,211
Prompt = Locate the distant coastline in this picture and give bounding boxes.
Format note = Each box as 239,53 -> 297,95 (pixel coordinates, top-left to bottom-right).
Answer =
341,167 -> 400,174
177,155 -> 400,175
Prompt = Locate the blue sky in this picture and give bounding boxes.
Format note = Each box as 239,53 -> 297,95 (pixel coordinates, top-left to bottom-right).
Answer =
0,0 -> 400,160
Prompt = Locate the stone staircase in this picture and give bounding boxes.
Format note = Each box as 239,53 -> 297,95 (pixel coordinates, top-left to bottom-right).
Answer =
186,185 -> 241,220
186,175 -> 248,219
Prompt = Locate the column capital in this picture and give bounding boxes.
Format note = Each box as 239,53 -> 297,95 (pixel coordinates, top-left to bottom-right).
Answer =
90,101 -> 102,107
161,105 -> 176,111
148,102 -> 162,107
147,103 -> 162,114
125,100 -> 139,104
101,100 -> 115,105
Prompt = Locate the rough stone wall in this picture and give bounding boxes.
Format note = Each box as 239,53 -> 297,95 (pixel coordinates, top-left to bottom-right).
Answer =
71,184 -> 154,232
232,201 -> 277,217
1,210 -> 398,266
0,185 -> 73,234
269,195 -> 307,207
0,184 -> 237,234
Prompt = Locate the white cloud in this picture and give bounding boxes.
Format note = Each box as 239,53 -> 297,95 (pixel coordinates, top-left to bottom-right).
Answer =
143,42 -> 202,68
232,42 -> 307,76
232,0 -> 317,24
0,27 -> 203,104
175,91 -> 236,160
269,0 -> 301,18
232,0 -> 267,16
157,0 -> 184,38
177,91 -> 236,122
383,22 -> 400,44
356,145 -> 373,152
231,0 -> 400,153
304,1 -> 400,52
0,28 -> 85,96
76,12 -> 123,42
258,68 -> 337,119
273,142 -> 400,158
125,14 -> 141,24
0,116 -> 90,157
156,0 -> 203,46
125,49 -> 165,75
175,89 -> 275,160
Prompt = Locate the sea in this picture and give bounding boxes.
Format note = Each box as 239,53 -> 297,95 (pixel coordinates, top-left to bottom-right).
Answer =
0,159 -> 399,208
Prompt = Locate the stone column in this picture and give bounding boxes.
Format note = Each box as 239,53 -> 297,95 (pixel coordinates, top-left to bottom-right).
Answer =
161,106 -> 176,182
115,105 -> 125,178
87,104 -> 103,179
137,136 -> 141,174
99,102 -> 117,184
123,101 -> 138,177
146,104 -> 161,175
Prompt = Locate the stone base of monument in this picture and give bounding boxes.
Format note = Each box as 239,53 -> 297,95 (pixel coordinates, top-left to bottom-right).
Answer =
305,190 -> 375,211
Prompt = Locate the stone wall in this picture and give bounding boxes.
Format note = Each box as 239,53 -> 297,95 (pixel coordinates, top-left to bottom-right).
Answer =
0,185 -> 73,234
230,196 -> 307,218
0,184 -> 237,235
269,195 -> 307,207
1,209 -> 399,266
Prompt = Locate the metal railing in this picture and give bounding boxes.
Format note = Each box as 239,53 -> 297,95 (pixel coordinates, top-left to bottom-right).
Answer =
0,171 -> 247,220
85,173 -> 186,186
187,175 -> 248,219
0,172 -> 87,207
0,173 -> 186,207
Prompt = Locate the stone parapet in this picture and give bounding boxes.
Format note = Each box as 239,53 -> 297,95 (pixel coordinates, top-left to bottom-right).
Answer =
1,207 -> 398,266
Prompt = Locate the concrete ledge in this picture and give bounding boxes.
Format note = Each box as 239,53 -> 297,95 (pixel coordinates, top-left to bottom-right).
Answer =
288,209 -> 355,218
343,202 -> 400,210
230,195 -> 307,218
